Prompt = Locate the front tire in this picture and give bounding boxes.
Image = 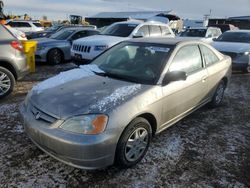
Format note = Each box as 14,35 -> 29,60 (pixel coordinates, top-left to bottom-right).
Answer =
47,49 -> 63,65
0,67 -> 15,99
115,117 -> 152,168
209,80 -> 226,108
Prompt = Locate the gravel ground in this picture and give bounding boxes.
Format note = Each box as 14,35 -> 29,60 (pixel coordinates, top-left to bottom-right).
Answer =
0,63 -> 249,188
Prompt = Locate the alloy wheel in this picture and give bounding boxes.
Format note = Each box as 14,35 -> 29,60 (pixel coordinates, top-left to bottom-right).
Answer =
0,71 -> 11,96
125,127 -> 149,162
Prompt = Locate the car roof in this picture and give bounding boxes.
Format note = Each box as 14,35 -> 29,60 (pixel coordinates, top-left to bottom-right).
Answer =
10,20 -> 40,23
126,37 -> 205,46
60,27 -> 97,32
225,29 -> 250,33
114,20 -> 144,25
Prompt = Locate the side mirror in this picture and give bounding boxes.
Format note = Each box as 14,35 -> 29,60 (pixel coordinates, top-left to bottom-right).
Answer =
162,71 -> 187,86
133,32 -> 144,38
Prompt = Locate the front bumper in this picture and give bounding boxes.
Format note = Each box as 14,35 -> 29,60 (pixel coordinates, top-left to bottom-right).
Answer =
232,62 -> 250,71
19,104 -> 116,170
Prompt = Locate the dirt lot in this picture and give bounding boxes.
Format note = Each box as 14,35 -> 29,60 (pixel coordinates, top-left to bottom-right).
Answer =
0,63 -> 249,188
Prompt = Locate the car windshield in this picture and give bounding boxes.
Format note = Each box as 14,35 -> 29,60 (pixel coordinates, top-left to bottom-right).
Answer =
92,42 -> 173,85
180,29 -> 207,37
49,29 -> 74,40
216,32 -> 250,43
100,23 -> 138,37
33,23 -> 43,27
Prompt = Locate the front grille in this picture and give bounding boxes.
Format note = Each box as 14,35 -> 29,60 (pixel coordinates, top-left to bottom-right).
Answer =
29,103 -> 57,124
220,51 -> 238,59
73,44 -> 91,53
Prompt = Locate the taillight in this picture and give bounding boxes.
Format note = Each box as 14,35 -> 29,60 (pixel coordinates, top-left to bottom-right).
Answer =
10,41 -> 23,52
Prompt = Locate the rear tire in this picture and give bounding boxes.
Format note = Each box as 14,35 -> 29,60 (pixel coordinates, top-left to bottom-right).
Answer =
47,49 -> 63,65
209,80 -> 226,108
115,117 -> 152,168
0,67 -> 15,99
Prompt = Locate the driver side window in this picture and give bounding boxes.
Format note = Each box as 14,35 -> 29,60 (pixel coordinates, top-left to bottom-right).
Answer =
169,45 -> 203,75
71,31 -> 87,40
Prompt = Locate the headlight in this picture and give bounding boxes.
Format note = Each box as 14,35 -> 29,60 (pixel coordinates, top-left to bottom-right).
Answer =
60,114 -> 108,134
94,45 -> 109,51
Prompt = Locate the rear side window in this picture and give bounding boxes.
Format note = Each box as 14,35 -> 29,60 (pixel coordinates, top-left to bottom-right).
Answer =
136,25 -> 150,37
160,26 -> 171,36
149,25 -> 162,37
200,45 -> 219,66
33,23 -> 43,27
169,45 -> 203,74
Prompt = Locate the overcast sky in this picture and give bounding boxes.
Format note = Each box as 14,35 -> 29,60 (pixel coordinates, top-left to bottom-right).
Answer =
3,0 -> 250,20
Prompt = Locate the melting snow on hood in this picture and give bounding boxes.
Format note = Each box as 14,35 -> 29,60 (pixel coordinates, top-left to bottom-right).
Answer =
32,64 -> 104,94
91,84 -> 141,111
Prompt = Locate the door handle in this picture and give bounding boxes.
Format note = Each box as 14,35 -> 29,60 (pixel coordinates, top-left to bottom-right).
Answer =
202,77 -> 207,83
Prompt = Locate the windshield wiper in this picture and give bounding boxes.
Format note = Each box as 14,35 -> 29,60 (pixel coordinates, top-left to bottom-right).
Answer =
93,71 -> 139,83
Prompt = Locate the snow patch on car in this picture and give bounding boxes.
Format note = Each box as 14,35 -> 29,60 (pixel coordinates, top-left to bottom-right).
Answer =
32,64 -> 103,94
91,84 -> 141,111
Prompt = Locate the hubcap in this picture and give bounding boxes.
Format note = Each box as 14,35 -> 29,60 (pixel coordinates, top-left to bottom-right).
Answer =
125,127 -> 149,162
215,83 -> 224,104
0,71 -> 11,96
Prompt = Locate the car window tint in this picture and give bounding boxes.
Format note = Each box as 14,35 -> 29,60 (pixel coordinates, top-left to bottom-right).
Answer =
169,45 -> 203,74
136,25 -> 150,37
200,45 -> 219,66
160,26 -> 171,36
19,22 -> 32,27
149,25 -> 162,37
71,31 -> 88,40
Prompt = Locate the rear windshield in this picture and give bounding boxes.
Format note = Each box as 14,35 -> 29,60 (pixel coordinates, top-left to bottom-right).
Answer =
33,23 -> 43,27
180,29 -> 207,37
100,23 -> 138,37
216,32 -> 250,43
0,25 -> 16,40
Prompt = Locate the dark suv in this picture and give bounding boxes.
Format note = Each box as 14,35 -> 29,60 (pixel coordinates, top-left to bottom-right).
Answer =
0,24 -> 28,99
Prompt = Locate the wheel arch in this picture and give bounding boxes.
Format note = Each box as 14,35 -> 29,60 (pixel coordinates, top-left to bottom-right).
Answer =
0,60 -> 17,79
46,48 -> 65,62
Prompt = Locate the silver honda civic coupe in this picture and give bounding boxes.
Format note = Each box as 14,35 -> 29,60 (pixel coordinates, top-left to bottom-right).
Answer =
20,38 -> 231,169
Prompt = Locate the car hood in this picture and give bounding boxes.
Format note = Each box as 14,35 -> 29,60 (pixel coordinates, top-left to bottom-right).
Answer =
212,41 -> 250,53
74,35 -> 127,46
30,74 -> 145,119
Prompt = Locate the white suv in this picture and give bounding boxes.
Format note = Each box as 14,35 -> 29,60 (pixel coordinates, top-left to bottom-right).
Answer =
71,20 -> 175,63
7,20 -> 44,33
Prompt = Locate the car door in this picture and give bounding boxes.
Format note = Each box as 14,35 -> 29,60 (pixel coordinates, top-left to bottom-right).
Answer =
199,44 -> 225,99
160,44 -> 208,127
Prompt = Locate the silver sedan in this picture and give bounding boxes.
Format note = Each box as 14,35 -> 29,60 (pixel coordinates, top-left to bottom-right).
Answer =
35,28 -> 99,65
20,38 -> 231,169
